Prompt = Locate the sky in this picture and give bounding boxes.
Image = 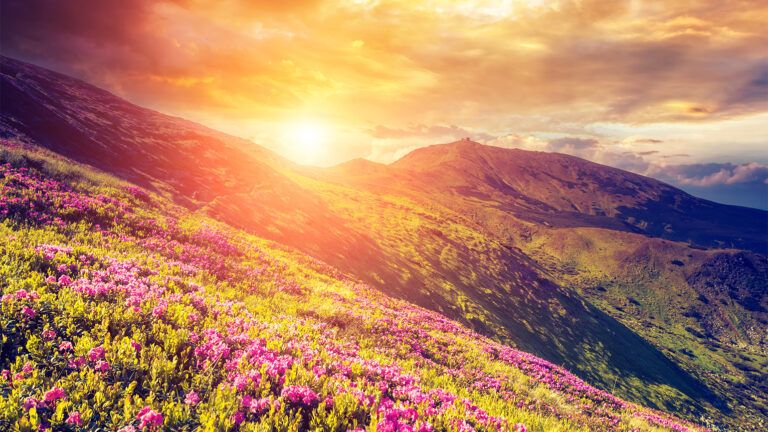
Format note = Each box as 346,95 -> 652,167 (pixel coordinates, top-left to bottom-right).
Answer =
1,0 -> 767,209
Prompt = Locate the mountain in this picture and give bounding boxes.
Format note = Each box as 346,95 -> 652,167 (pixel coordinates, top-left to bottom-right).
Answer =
2,55 -> 766,430
389,140 -> 766,252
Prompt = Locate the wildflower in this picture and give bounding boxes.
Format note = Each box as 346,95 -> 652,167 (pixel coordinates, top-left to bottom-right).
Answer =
69,356 -> 86,369
42,329 -> 56,340
58,274 -> 72,286
66,411 -> 83,426
152,299 -> 167,318
0,370 -> 10,381
22,362 -> 34,374
137,406 -> 163,430
94,360 -> 110,372
43,387 -> 66,404
281,385 -> 319,408
131,340 -> 142,353
185,390 -> 200,406
514,424 -> 527,432
21,306 -> 36,319
45,275 -> 57,283
88,346 -> 105,361
232,411 -> 245,426
59,341 -> 73,351
23,397 -> 42,411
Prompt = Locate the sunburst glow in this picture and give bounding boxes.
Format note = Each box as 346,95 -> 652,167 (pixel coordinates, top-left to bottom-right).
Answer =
282,119 -> 330,165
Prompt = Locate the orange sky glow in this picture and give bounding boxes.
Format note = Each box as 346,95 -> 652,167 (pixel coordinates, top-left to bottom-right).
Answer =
2,0 -> 767,206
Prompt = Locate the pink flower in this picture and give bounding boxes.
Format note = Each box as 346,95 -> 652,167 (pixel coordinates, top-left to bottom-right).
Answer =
152,299 -> 167,318
68,356 -> 86,369
514,424 -> 527,432
59,341 -> 73,351
45,276 -> 57,283
42,329 -> 56,340
94,360 -> 110,372
118,427 -> 137,432
131,340 -> 142,353
22,362 -> 34,374
21,306 -> 36,319
43,387 -> 66,404
66,411 -> 83,426
23,397 -> 42,411
137,406 -> 163,430
281,385 -> 319,408
232,411 -> 244,426
1,370 -> 10,381
185,390 -> 200,406
57,275 -> 72,286
88,346 -> 105,361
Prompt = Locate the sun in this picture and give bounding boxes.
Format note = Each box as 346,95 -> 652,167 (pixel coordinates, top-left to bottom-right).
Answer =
282,119 -> 329,165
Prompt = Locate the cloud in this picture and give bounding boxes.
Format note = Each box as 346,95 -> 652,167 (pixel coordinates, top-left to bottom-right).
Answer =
2,0 -> 768,128
547,137 -> 600,151
651,162 -> 768,187
367,124 -> 489,140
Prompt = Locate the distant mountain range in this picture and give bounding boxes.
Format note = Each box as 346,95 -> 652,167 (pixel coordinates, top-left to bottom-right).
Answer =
2,55 -> 766,430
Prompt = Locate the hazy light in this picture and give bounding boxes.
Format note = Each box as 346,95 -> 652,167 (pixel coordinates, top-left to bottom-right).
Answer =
282,119 -> 330,165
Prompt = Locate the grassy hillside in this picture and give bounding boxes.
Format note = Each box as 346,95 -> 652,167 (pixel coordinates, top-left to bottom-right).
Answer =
513,226 -> 768,430
0,143 -> 708,431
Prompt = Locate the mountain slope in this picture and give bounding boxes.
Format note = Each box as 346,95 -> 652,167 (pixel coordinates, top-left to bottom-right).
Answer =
389,140 -> 767,253
1,144 -> 712,431
3,56 -> 765,429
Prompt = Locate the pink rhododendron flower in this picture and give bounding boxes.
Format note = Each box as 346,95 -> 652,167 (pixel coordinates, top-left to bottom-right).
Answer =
185,390 -> 200,406
137,406 -> 163,429
23,397 -> 42,411
66,411 -> 83,426
131,340 -> 142,353
69,356 -> 86,369
43,387 -> 66,404
59,341 -> 73,351
232,411 -> 245,426
88,346 -> 105,361
57,274 -> 72,286
281,385 -> 319,408
45,275 -> 57,283
94,360 -> 110,372
21,306 -> 36,319
42,329 -> 56,340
